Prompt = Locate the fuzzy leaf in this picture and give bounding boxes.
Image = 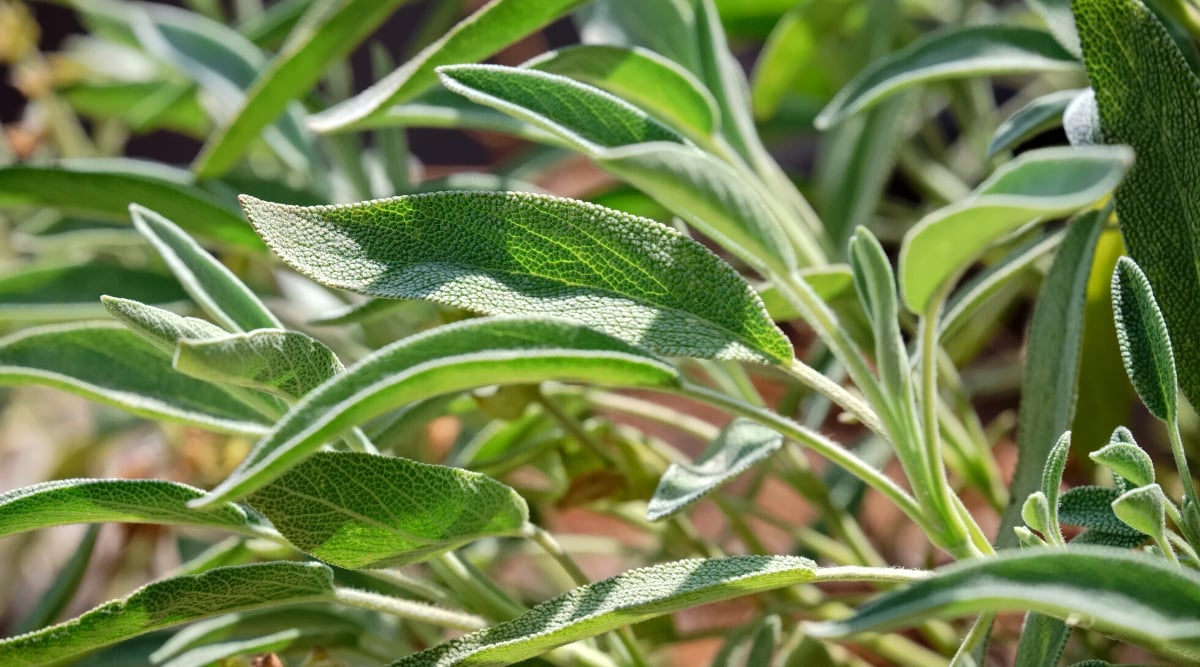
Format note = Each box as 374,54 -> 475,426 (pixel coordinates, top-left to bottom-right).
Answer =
247,452 -> 527,568
1111,256 -> 1177,422
899,146 -> 1131,313
816,25 -> 1078,129
175,329 -> 343,401
241,191 -> 791,363
1090,441 -> 1155,488
848,228 -> 910,406
1063,88 -> 1102,147
1058,486 -> 1145,538
101,297 -> 228,353
0,562 -> 335,666
988,89 -> 1082,157
0,263 -> 187,321
1111,483 -> 1168,541
193,317 -> 681,507
0,479 -> 253,538
647,419 -> 783,520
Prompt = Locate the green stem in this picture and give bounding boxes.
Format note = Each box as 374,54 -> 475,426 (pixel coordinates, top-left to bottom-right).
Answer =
949,613 -> 994,666
783,359 -> 885,437
360,569 -> 457,606
431,552 -> 526,621
1167,417 -> 1199,509
332,587 -> 487,632
536,394 -> 619,467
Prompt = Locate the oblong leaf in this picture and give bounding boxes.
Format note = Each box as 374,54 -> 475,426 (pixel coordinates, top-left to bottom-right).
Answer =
0,323 -> 269,435
240,191 -> 791,363
988,88 -> 1082,157
1112,256 -> 1177,422
816,25 -> 1079,128
899,145 -> 1132,313
193,317 -> 682,507
647,418 -> 783,520
1058,485 -> 1144,537
175,329 -> 343,401
0,479 -> 253,538
0,562 -> 335,666
806,547 -> 1200,662
0,263 -> 187,321
389,555 -> 822,667
247,451 -> 528,568
308,0 -> 589,132
0,163 -> 259,248
130,205 -> 280,332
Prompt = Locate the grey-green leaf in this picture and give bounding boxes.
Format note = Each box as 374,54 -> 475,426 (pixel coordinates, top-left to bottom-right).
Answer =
647,419 -> 783,520
247,451 -> 527,568
0,263 -> 187,322
308,0 -> 589,132
1063,88 -> 1102,147
1075,0 -> 1200,412
899,146 -> 1131,313
806,547 -> 1200,662
240,191 -> 791,363
848,227 -> 910,407
0,479 -> 253,538
0,562 -> 335,666
193,317 -> 681,507
816,25 -> 1079,129
1090,438 -> 1155,488
988,88 -> 1082,158
175,329 -> 343,401
1058,485 -> 1145,538
389,555 -> 825,667
1112,256 -> 1177,422
0,323 -> 269,435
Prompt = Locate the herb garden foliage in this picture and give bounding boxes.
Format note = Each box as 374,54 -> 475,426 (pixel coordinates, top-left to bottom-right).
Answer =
1,0 -> 1199,665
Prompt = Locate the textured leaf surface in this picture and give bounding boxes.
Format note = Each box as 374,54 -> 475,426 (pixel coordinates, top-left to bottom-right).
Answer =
0,263 -> 186,321
0,323 -> 268,435
525,45 -> 718,142
0,562 -> 335,666
816,25 -> 1078,128
899,146 -> 1131,313
1112,257 -> 1177,422
194,317 -> 681,507
131,205 -> 280,332
1075,0 -> 1200,411
194,0 -> 411,177
0,164 -> 258,247
647,419 -> 783,520
102,297 -> 227,352
988,88 -> 1081,157
0,479 -> 252,537
308,0 -> 588,132
1058,486 -> 1145,538
807,547 -> 1200,662
241,191 -> 791,363
175,329 -> 343,401
389,555 -> 821,666
248,452 -> 527,568
1028,0 -> 1081,56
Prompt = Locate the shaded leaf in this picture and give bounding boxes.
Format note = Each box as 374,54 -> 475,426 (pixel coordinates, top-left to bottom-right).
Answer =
1111,256 -> 1177,422
175,329 -> 343,401
0,263 -> 186,321
1058,486 -> 1145,538
988,88 -> 1082,157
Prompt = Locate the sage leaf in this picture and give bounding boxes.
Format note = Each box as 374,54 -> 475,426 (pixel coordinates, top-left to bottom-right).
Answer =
576,0 -> 701,76
247,451 -> 527,568
1091,443 -> 1155,489
1063,88 -> 1102,147
175,329 -> 343,401
0,263 -> 187,321
899,146 -> 1131,313
525,45 -> 719,143
1112,256 -> 1177,422
988,89 -> 1082,158
646,418 -> 783,520
194,0 -> 411,178
359,89 -> 559,144
848,228 -> 910,407
193,317 -> 681,507
0,163 -> 259,248
0,323 -> 269,435
1058,486 -> 1145,538
241,191 -> 791,363
308,0 -> 589,133
1111,484 -> 1169,544
0,562 -> 335,666
806,547 -> 1200,662
1027,0 -> 1081,57
389,555 -> 829,666
816,25 -> 1079,129
1075,0 -> 1200,411
130,205 -> 280,332
14,525 -> 97,634
0,479 -> 253,538
101,296 -> 228,353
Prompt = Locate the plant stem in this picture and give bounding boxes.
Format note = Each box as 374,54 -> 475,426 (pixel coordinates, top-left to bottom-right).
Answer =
783,359 -> 885,437
949,613 -> 994,666
332,587 -> 487,632
361,568 -> 457,606
431,552 -> 526,621
536,394 -> 620,467
1167,418 -> 1199,509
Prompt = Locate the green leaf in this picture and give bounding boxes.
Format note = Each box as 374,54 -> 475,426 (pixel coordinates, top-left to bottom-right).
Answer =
1090,439 -> 1155,488
0,163 -> 259,248
899,146 -> 1130,313
576,0 -> 701,75
1063,88 -> 1102,147
240,191 -> 791,363
995,210 -> 1105,548
0,562 -> 335,666
14,525 -> 97,634
194,0 -> 412,177
646,418 -> 783,520
193,317 -> 682,507
62,81 -> 208,136
0,479 -> 253,538
1075,0 -> 1200,412
0,323 -> 269,435
175,329 -> 343,401
1027,0 -> 1081,57
308,0 -> 589,133
247,451 -> 527,569
359,89 -> 560,144
806,547 -> 1200,662
816,25 -> 1079,129
1112,256 -> 1177,422
1111,483 -> 1169,543
101,297 -> 227,354
525,45 -> 719,143
0,263 -> 187,321
988,88 -> 1082,158
758,266 -> 855,322
848,228 -> 910,407
389,555 -> 826,666
130,205 -> 280,332
1058,486 -> 1145,538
